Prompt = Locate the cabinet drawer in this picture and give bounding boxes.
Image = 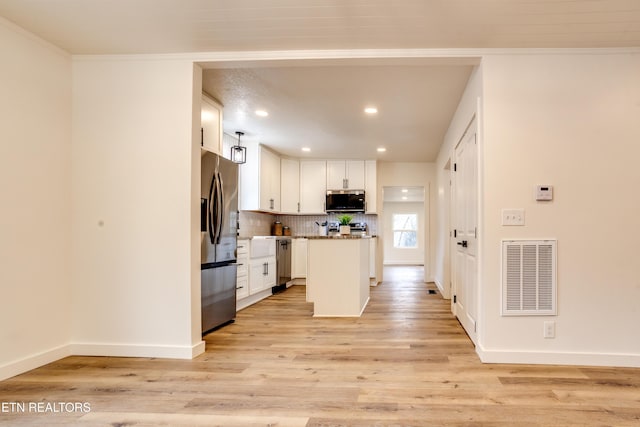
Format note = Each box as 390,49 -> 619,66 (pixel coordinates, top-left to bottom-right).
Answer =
237,242 -> 249,255
237,261 -> 248,278
236,276 -> 249,300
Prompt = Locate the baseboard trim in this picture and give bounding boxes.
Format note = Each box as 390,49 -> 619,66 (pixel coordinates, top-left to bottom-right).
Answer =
236,288 -> 272,311
70,341 -> 205,360
476,345 -> 640,368
313,297 -> 370,318
1,340 -> 206,381
434,278 -> 451,299
0,344 -> 72,381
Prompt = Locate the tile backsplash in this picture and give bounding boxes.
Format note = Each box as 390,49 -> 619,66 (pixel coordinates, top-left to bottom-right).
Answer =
238,211 -> 378,237
238,211 -> 273,238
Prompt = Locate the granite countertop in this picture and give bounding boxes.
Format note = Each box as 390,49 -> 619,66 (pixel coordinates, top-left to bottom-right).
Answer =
305,235 -> 372,239
240,235 -> 377,240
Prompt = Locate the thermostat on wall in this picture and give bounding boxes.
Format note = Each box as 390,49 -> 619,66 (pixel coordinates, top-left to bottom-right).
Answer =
536,185 -> 553,201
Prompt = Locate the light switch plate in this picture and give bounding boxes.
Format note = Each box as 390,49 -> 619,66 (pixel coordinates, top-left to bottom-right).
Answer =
502,209 -> 525,226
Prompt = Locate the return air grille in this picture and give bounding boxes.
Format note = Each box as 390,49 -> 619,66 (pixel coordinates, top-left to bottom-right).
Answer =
502,240 -> 556,316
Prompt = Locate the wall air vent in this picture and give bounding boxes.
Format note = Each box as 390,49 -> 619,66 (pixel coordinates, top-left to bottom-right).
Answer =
502,240 -> 557,316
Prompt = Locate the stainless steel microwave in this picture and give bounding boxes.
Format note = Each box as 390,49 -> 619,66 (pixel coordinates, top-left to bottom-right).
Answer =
325,190 -> 365,213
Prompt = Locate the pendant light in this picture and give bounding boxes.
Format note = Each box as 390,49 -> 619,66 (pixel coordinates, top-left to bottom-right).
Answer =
231,131 -> 246,164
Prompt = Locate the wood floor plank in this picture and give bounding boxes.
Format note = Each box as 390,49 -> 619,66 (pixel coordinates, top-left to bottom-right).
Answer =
1,271 -> 639,426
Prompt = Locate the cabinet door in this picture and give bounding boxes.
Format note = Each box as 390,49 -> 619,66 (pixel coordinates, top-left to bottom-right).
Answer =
346,160 -> 365,189
280,158 -> 300,214
265,258 -> 277,287
249,261 -> 267,294
201,94 -> 222,154
327,160 -> 365,190
299,160 -> 327,214
259,147 -> 281,212
326,160 -> 346,189
365,160 -> 377,213
292,238 -> 308,278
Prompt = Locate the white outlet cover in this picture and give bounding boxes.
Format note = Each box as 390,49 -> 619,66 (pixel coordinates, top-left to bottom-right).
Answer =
536,185 -> 553,201
544,321 -> 556,338
502,209 -> 525,226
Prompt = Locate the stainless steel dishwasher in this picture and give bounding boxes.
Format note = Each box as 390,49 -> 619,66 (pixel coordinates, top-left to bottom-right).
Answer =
273,237 -> 292,293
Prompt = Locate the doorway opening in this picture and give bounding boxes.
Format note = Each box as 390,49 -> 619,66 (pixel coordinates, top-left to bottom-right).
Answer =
382,186 -> 425,267
383,265 -> 424,282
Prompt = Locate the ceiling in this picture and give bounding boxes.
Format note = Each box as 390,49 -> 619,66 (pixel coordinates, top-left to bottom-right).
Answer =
1,0 -> 639,54
202,61 -> 475,161
2,1 -> 638,162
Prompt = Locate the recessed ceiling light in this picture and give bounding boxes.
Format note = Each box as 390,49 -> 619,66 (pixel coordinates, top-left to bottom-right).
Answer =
402,189 -> 408,193
364,107 -> 378,114
377,147 -> 386,152
402,196 -> 408,200
255,110 -> 269,117
302,147 -> 311,152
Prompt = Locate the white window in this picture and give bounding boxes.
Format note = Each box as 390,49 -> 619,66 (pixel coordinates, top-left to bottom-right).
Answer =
393,213 -> 418,248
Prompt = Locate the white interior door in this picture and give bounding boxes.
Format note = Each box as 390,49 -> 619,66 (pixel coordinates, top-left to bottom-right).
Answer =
452,120 -> 478,344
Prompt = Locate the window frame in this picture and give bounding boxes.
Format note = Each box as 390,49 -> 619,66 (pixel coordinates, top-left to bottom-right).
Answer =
392,212 -> 418,249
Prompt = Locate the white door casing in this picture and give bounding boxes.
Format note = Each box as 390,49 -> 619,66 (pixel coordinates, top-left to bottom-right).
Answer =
452,119 -> 478,344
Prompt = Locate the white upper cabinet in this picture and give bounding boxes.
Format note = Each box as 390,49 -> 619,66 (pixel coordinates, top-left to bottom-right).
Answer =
280,158 -> 300,214
326,161 -> 344,189
326,160 -> 365,190
201,94 -> 222,154
259,147 -> 281,212
299,160 -> 327,214
240,153 -> 374,215
365,160 -> 377,214
239,143 -> 281,212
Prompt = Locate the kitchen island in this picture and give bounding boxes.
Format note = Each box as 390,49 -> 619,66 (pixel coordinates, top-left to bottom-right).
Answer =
306,235 -> 370,317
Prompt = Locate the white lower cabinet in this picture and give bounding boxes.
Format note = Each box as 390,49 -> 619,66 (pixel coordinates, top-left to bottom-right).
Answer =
292,238 -> 308,279
236,239 -> 250,300
236,275 -> 249,299
237,238 -> 277,311
249,257 -> 276,294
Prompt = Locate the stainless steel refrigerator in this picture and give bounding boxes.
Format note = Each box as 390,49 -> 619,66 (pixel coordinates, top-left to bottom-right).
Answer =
201,152 -> 238,334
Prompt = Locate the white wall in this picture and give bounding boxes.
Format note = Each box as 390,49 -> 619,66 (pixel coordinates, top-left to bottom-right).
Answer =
0,18 -> 72,380
434,66 -> 482,299
71,58 -> 204,358
378,162 -> 436,280
383,202 -> 425,264
479,53 -> 640,367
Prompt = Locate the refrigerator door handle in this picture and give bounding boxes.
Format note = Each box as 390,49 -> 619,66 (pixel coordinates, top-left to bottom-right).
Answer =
208,171 -> 216,245
215,171 -> 224,244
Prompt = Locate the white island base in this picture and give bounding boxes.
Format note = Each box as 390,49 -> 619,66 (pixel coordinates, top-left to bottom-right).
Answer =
306,237 -> 370,317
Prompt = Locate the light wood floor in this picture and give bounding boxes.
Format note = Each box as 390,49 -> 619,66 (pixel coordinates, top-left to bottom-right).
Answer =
2,271 -> 639,426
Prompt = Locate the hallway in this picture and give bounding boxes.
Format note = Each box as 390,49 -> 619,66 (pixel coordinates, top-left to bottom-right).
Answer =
383,264 -> 425,283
